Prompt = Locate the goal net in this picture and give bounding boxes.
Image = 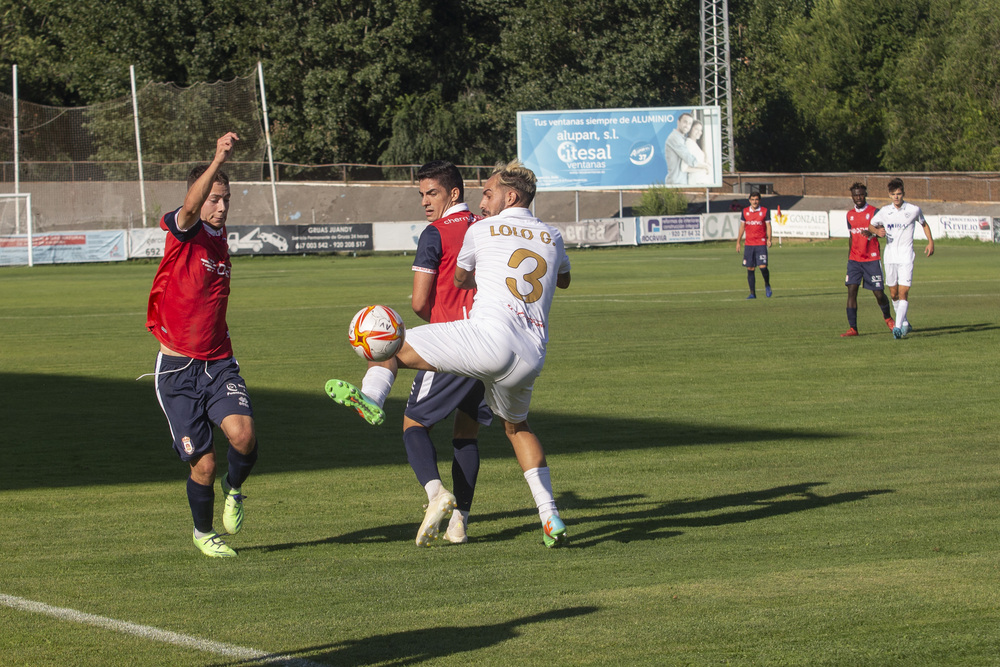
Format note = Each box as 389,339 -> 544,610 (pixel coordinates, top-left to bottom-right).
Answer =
0,192 -> 33,266
0,69 -> 266,232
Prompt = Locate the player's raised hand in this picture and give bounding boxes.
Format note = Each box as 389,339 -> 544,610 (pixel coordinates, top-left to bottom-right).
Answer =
215,132 -> 239,164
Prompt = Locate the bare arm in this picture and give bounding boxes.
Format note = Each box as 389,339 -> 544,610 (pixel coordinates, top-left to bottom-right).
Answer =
869,212 -> 885,237
557,272 -> 571,289
176,132 -> 238,231
454,266 -> 476,290
736,221 -> 745,251
765,221 -> 772,248
922,221 -> 935,256
411,271 -> 435,322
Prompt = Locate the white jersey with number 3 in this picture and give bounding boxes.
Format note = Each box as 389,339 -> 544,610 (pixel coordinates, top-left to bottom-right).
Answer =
871,201 -> 926,265
457,207 -> 571,361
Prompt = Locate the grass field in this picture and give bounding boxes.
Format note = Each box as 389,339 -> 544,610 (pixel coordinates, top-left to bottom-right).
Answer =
1,240 -> 998,666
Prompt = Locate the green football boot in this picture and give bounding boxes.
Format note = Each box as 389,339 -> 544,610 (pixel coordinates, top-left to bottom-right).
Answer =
325,379 -> 385,426
193,531 -> 237,558
221,476 -> 245,535
542,515 -> 568,548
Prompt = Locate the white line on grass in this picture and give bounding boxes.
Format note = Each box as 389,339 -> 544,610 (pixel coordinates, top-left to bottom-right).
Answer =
0,593 -> 324,667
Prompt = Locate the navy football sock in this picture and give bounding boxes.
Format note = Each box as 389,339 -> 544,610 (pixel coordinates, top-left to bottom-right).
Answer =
404,426 -> 440,487
226,442 -> 258,489
451,438 -> 480,512
747,270 -> 756,295
760,267 -> 770,286
878,299 -> 892,319
187,477 -> 215,534
847,307 -> 858,330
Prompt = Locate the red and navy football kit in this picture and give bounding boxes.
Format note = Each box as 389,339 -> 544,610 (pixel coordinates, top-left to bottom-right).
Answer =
741,206 -> 770,268
406,206 -> 493,429
147,211 -> 233,358
845,204 -> 884,291
147,210 -> 253,461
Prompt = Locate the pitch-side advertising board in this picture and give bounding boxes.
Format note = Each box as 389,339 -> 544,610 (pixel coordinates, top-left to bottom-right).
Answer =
518,106 -> 723,191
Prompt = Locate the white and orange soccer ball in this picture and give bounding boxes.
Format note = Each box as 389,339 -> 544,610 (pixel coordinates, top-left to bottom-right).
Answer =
348,305 -> 405,361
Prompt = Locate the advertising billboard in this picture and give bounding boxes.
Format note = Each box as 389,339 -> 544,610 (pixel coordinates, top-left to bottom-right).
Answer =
517,106 -> 723,191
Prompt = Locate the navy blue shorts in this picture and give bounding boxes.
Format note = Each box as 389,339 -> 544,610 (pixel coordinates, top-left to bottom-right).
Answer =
845,259 -> 884,291
153,353 -> 254,461
743,245 -> 768,268
404,370 -> 493,427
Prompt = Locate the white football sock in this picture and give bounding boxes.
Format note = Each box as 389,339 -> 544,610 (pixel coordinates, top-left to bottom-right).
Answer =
360,365 -> 395,407
895,300 -> 909,327
892,299 -> 899,317
424,479 -> 445,503
524,467 -> 559,523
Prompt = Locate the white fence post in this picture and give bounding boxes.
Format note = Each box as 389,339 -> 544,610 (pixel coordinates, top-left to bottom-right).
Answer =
258,61 -> 280,226
130,65 -> 148,227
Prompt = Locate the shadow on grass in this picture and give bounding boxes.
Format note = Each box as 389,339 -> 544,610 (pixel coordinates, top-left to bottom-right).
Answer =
1,372 -> 842,491
241,483 -> 891,553
209,605 -> 599,667
906,322 -> 998,336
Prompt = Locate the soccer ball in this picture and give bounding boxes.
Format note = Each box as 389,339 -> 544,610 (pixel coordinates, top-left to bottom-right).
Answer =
348,305 -> 405,361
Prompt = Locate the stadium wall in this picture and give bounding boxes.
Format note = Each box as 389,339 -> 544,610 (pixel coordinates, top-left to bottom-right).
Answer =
4,210 -> 993,267
3,182 -> 998,266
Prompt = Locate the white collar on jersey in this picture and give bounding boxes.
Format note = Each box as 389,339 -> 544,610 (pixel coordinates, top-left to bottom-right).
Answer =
443,202 -> 470,217
490,206 -> 536,222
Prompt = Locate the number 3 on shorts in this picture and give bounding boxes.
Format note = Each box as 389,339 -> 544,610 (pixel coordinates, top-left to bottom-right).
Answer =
505,248 -> 547,303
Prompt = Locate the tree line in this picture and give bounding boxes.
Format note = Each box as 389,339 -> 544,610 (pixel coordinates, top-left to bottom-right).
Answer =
2,0 -> 997,172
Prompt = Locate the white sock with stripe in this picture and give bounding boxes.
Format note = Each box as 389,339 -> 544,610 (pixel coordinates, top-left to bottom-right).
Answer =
360,365 -> 395,407
524,466 -> 558,523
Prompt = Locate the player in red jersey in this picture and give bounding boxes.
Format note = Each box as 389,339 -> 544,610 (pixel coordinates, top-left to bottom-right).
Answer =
145,132 -> 258,558
841,182 -> 894,337
402,161 -> 492,546
735,191 -> 772,299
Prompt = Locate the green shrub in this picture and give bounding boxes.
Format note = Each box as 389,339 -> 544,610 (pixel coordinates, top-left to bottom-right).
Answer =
633,185 -> 690,216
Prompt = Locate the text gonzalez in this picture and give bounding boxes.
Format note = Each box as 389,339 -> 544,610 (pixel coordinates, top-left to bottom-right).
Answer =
489,224 -> 556,245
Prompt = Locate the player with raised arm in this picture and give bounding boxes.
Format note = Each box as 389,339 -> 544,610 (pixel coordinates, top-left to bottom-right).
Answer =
403,160 -> 493,546
869,178 -> 935,339
144,132 -> 259,557
736,191 -> 773,299
327,160 -> 572,548
841,182 -> 895,337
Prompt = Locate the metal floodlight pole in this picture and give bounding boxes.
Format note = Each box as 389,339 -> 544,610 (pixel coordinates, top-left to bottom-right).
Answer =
130,65 -> 149,227
700,0 -> 737,174
258,61 -> 280,226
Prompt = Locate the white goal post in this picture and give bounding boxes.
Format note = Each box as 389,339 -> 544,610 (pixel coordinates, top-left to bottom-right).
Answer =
0,192 -> 34,267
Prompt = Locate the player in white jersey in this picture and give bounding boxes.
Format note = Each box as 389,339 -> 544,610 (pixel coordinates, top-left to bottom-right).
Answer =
869,177 -> 935,339
326,160 -> 573,548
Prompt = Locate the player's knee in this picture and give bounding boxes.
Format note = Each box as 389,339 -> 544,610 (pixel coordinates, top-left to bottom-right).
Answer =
189,452 -> 217,482
503,419 -> 531,438
225,420 -> 256,454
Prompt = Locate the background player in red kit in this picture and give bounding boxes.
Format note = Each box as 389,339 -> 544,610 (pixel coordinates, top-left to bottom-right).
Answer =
403,160 -> 492,546
145,132 -> 258,558
841,182 -> 894,337
735,191 -> 772,299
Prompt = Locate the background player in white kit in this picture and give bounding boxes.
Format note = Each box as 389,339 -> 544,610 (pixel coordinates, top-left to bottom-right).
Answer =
869,177 -> 935,339
327,160 -> 572,548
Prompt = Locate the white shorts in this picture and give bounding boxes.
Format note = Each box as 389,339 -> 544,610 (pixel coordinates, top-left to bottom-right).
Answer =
405,318 -> 544,423
883,261 -> 913,287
